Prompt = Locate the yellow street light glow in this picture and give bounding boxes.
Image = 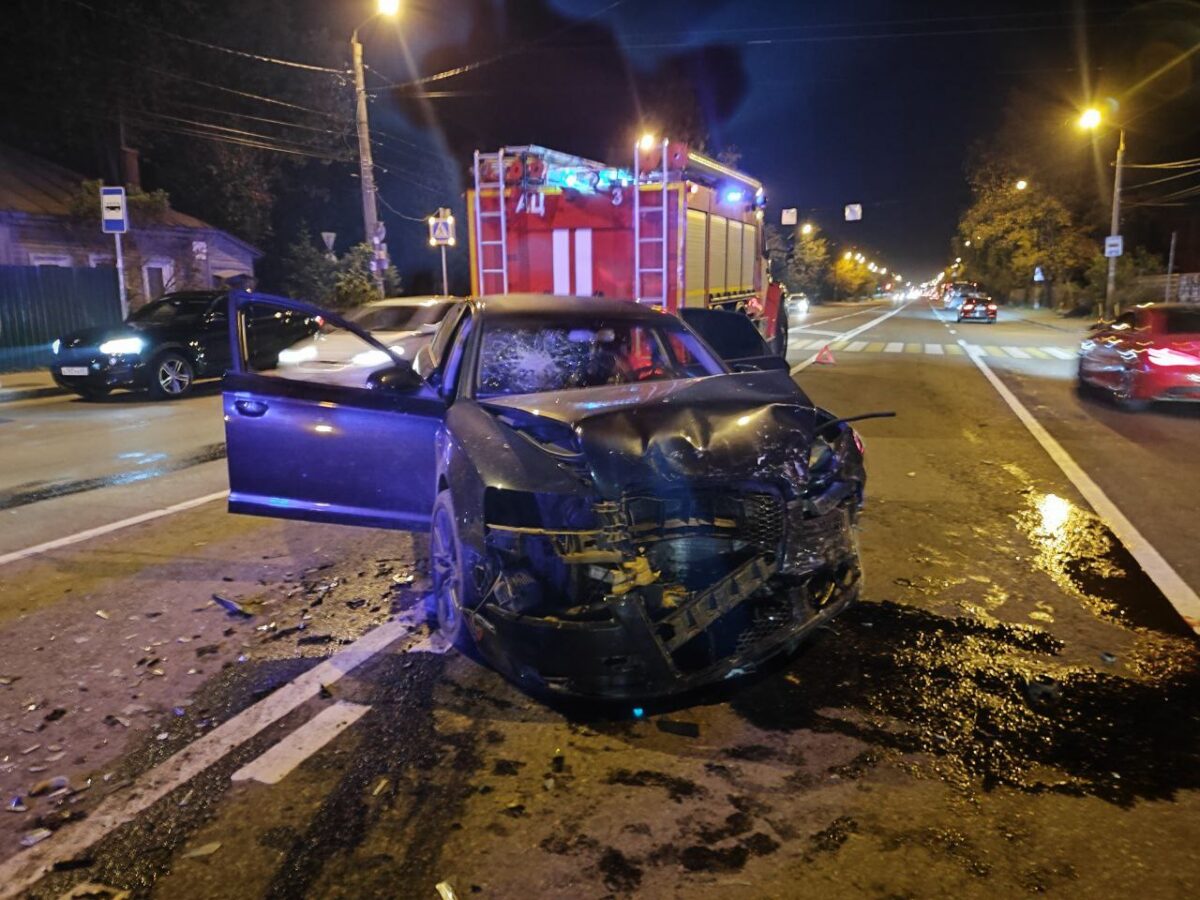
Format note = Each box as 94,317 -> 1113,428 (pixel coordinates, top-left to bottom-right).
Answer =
800,223 -> 814,235
638,133 -> 657,152
1079,107 -> 1102,130
881,267 -> 887,274
964,240 -> 972,247
843,251 -> 853,260
377,0 -> 400,15
1016,179 -> 1028,191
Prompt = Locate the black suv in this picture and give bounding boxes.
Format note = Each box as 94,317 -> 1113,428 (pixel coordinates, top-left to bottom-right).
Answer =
50,290 -> 313,400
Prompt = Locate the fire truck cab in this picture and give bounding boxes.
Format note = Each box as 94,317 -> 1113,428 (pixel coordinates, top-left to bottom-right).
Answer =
467,141 -> 784,351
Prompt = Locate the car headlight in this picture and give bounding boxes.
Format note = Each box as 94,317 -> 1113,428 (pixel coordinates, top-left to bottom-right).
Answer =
51,339 -> 60,355
98,337 -> 145,355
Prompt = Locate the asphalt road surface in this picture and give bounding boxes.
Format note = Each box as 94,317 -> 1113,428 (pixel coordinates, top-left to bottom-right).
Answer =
1,300 -> 1198,899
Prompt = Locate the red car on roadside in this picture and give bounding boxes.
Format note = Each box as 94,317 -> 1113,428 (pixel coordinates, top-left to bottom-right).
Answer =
1078,303 -> 1200,411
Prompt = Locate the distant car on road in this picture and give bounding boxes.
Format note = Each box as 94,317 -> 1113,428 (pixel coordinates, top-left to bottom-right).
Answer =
941,281 -> 981,310
1078,303 -> 1200,411
50,290 -> 315,401
956,295 -> 997,323
785,293 -> 810,317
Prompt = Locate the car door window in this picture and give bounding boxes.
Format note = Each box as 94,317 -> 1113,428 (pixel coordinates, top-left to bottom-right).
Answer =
240,298 -> 397,390
439,312 -> 474,399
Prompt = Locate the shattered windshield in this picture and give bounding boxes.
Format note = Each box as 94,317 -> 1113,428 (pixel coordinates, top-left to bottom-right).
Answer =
476,315 -> 720,398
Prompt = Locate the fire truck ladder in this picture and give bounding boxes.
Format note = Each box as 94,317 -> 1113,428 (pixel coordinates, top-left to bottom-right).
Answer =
473,149 -> 509,294
633,138 -> 670,306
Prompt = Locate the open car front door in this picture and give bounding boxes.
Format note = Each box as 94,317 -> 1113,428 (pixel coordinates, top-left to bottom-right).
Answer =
222,293 -> 445,531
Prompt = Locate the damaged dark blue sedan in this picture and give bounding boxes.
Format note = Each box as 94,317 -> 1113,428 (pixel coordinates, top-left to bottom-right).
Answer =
222,294 -> 867,699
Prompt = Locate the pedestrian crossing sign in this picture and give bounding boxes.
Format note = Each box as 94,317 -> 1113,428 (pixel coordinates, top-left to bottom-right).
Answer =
428,211 -> 456,247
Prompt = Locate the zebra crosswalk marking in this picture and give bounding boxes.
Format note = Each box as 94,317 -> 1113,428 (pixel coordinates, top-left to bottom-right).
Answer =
925,343 -> 944,355
1043,346 -> 1076,360
846,341 -> 868,352
884,342 -> 904,353
1001,346 -> 1031,359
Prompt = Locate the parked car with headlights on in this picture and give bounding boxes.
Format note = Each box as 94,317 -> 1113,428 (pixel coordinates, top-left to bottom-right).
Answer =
222,293 -> 874,699
50,290 -> 314,400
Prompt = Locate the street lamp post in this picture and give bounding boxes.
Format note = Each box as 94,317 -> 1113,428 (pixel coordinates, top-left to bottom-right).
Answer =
1080,106 -> 1124,318
351,1 -> 400,295
1105,128 -> 1126,319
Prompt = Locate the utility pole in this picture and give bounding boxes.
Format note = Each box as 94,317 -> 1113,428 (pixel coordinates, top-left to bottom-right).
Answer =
351,29 -> 385,295
1165,230 -> 1177,303
1104,128 -> 1125,319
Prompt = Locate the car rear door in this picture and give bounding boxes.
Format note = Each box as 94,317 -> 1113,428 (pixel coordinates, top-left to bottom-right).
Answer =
222,293 -> 445,531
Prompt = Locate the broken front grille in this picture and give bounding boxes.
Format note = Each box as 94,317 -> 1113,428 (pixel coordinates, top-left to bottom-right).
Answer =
623,490 -> 785,551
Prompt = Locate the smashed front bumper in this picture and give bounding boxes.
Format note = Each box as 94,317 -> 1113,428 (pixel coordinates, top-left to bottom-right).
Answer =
466,491 -> 862,699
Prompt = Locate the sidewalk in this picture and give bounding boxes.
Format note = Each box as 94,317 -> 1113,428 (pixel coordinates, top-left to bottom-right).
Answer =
0,369 -> 66,402
1001,305 -> 1091,336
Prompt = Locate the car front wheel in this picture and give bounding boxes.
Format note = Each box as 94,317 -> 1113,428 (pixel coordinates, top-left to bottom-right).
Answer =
430,490 -> 472,648
148,351 -> 194,400
1113,371 -> 1150,412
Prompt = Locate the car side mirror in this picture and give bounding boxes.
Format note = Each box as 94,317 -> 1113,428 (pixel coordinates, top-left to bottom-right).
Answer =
367,361 -> 424,392
732,356 -> 791,373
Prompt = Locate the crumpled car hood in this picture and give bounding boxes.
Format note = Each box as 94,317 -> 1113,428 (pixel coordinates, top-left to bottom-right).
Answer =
479,371 -> 819,496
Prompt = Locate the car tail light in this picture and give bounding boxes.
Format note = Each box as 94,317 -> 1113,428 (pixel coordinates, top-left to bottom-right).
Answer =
1147,346 -> 1200,367
987,304 -> 997,311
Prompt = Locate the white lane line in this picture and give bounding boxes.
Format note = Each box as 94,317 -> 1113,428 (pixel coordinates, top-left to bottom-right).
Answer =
795,304 -> 887,329
803,338 -> 831,350
0,618 -> 412,892
1043,346 -> 1076,360
0,490 -> 229,567
789,328 -> 843,338
1001,346 -> 1031,359
845,341 -> 869,352
961,340 -> 1200,634
884,342 -> 904,353
791,301 -> 913,374
925,343 -> 944,355
232,701 -> 371,785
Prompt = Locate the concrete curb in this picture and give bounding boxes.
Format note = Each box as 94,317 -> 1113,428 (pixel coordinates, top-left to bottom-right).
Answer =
0,385 -> 68,403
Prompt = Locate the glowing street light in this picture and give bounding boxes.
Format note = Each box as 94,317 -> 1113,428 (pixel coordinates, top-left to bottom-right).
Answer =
1079,106 -> 1103,130
1015,179 -> 1028,191
638,133 -> 657,152
800,222 -> 814,235
843,251 -> 853,260
377,0 -> 400,13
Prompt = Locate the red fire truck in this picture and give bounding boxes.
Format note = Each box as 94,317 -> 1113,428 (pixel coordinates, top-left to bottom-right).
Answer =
466,140 -> 785,350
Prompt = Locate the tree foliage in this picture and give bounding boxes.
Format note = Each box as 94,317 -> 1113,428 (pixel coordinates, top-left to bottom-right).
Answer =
831,256 -> 877,299
282,229 -> 400,309
956,158 -> 1093,300
787,229 -> 830,297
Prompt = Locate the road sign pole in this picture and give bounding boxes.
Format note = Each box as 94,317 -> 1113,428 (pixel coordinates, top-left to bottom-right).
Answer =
1104,128 -> 1125,319
441,245 -> 449,296
114,232 -> 127,319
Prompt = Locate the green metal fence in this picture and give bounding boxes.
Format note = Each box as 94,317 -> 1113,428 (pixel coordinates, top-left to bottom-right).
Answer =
0,266 -> 122,372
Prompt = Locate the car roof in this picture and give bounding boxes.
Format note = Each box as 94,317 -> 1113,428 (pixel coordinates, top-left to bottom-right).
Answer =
470,293 -> 674,322
367,296 -> 458,308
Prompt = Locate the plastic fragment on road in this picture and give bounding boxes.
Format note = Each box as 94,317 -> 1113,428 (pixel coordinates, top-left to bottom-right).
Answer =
1024,673 -> 1062,708
94,610 -> 110,620
7,796 -> 27,813
58,883 -> 131,900
371,777 -> 389,797
20,827 -> 52,846
180,841 -> 222,859
30,776 -> 70,796
212,594 -> 253,618
435,882 -> 459,900
1100,652 -> 1117,665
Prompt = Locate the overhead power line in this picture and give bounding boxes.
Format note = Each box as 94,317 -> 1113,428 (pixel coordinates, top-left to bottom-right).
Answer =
66,0 -> 346,75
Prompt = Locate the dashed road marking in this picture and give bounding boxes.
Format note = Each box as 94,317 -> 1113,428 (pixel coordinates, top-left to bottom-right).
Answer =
1043,346 -> 1076,360
865,341 -> 886,353
0,490 -> 229,567
925,343 -> 944,355
884,342 -> 904,353
905,343 -> 923,354
0,617 -> 415,893
846,341 -> 868,352
232,701 -> 371,786
1002,346 -> 1031,359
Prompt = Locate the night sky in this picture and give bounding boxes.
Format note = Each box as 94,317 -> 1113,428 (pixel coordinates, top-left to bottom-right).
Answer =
334,0 -> 1200,284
